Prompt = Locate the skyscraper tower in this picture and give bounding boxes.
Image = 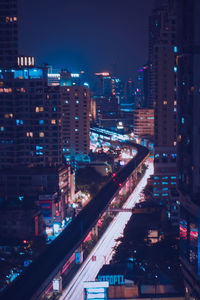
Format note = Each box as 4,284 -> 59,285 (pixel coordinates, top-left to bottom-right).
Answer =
148,0 -> 178,223
176,0 -> 200,298
0,0 -> 18,67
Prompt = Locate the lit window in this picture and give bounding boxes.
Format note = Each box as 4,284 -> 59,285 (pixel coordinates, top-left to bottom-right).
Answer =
39,132 -> 44,137
4,88 -> 12,93
75,129 -> 78,132
76,100 -> 79,104
5,113 -> 13,119
16,120 -> 23,125
174,101 -> 176,105
75,117 -> 79,120
27,132 -> 33,137
36,145 -> 43,150
173,141 -> 176,146
65,100 -> 69,104
174,66 -> 177,72
35,107 -> 44,112
174,46 -> 178,53
36,151 -> 43,156
163,101 -> 167,105
0,127 -> 4,132
39,120 -> 44,125
51,119 -> 56,124
177,135 -> 181,142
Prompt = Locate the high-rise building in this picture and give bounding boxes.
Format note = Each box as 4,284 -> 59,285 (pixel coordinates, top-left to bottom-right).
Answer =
61,86 -> 90,159
120,79 -> 135,112
133,108 -> 154,141
0,67 -> 63,169
134,65 -> 149,108
176,0 -> 200,298
148,0 -> 178,223
0,0 -> 18,67
93,72 -> 112,97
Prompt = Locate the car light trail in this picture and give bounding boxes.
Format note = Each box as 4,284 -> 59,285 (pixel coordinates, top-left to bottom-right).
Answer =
60,161 -> 153,300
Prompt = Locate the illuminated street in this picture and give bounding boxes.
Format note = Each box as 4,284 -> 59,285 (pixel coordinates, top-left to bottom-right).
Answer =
60,160 -> 153,300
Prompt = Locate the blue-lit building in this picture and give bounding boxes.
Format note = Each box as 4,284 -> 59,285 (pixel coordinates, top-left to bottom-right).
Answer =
93,72 -> 112,97
134,65 -> 149,108
0,67 -> 63,169
176,0 -> 200,298
47,69 -> 89,88
148,0 -> 179,228
0,67 -> 74,237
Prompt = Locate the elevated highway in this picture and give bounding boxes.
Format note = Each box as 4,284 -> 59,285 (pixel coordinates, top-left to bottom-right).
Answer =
0,142 -> 149,300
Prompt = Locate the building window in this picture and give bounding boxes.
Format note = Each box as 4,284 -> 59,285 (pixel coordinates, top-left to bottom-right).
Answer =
27,132 -> 33,137
39,132 -> 44,137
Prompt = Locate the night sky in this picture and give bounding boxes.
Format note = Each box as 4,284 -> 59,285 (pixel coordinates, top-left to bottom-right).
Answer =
18,0 -> 154,79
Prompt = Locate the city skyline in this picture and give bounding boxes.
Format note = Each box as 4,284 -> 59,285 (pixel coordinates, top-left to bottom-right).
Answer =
18,0 -> 154,79
1,1 -> 200,299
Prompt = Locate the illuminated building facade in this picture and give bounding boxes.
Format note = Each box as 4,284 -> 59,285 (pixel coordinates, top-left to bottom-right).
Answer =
0,67 -> 72,230
18,56 -> 35,68
148,0 -> 178,224
93,72 -> 112,96
0,0 -> 18,68
61,86 -> 90,158
0,67 -> 63,169
133,108 -> 154,140
176,0 -> 200,298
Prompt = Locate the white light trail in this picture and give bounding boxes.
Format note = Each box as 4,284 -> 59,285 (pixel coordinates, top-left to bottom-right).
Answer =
60,161 -> 153,300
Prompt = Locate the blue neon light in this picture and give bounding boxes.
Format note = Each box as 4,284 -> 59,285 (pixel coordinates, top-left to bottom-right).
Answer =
36,145 -> 43,150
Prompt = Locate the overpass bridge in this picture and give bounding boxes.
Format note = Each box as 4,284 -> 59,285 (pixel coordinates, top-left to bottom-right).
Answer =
0,142 -> 149,300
